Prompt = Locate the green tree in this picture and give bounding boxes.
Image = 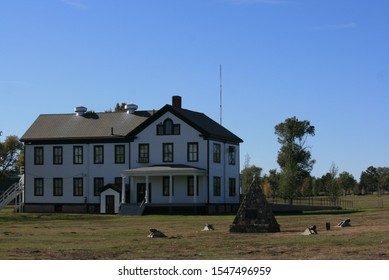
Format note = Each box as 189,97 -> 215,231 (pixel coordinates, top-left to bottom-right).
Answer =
310,177 -> 320,196
315,176 -> 328,195
241,165 -> 262,194
0,135 -> 23,178
105,102 -> 127,113
359,166 -> 379,194
267,169 -> 280,199
16,149 -> 25,173
114,102 -> 127,112
241,153 -> 262,194
338,171 -> 357,195
300,176 -> 313,196
376,167 -> 389,194
324,163 -> 341,203
274,116 -> 315,204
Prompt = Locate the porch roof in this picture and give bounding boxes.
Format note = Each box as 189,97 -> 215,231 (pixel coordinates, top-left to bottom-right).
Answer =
122,165 -> 206,177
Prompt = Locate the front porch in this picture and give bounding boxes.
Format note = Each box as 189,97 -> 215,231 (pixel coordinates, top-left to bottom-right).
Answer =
120,165 -> 208,213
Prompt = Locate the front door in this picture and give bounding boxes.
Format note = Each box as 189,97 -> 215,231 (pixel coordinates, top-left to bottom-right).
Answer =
137,183 -> 151,203
105,195 -> 115,214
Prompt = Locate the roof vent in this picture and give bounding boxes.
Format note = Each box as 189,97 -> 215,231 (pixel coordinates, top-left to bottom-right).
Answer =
74,106 -> 87,116
125,103 -> 138,114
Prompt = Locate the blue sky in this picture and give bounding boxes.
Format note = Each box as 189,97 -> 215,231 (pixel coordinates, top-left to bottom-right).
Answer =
1,0 -> 388,179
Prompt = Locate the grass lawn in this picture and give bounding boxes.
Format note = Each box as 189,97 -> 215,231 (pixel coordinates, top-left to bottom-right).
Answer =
1,196 -> 389,260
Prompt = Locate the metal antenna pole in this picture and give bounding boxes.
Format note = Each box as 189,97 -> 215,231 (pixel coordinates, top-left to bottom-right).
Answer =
220,64 -> 222,125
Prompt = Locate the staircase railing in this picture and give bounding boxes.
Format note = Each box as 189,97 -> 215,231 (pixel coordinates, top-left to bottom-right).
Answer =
0,175 -> 24,211
139,197 -> 146,208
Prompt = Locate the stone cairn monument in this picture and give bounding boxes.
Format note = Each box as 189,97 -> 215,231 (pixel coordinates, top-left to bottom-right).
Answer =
230,179 -> 280,233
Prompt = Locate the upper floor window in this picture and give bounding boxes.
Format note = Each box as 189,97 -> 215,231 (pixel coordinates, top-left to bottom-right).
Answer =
34,147 -> 44,165
157,118 -> 180,135
94,145 -> 104,164
187,143 -> 198,162
53,146 -> 63,165
163,143 -> 174,162
115,145 -> 125,164
73,146 -> 83,164
228,146 -> 236,165
138,144 -> 149,163
213,143 -> 221,163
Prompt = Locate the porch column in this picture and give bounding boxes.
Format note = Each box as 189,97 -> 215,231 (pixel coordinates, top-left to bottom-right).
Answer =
194,175 -> 197,204
121,175 -> 126,203
130,176 -> 135,204
145,176 -> 149,204
169,175 -> 173,203
203,175 -> 207,203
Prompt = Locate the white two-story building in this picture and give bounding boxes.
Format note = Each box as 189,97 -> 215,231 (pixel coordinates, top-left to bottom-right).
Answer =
21,96 -> 243,215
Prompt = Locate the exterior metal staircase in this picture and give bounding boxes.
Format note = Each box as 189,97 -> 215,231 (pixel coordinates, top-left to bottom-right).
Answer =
0,175 -> 24,212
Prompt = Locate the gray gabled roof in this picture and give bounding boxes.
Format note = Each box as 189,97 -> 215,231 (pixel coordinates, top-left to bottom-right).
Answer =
21,111 -> 152,142
171,106 -> 243,143
21,104 -> 243,144
128,105 -> 243,144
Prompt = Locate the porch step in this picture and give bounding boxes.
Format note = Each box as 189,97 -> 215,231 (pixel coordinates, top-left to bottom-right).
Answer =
119,204 -> 146,216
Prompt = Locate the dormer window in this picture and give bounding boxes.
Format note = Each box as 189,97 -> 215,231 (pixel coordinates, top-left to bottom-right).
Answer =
165,119 -> 173,134
157,118 -> 180,135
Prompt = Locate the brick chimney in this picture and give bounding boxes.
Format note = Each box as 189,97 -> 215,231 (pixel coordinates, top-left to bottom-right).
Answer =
172,95 -> 182,108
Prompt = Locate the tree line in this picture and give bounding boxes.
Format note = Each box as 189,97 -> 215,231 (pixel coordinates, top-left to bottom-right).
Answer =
2,115 -> 389,201
241,117 -> 389,204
